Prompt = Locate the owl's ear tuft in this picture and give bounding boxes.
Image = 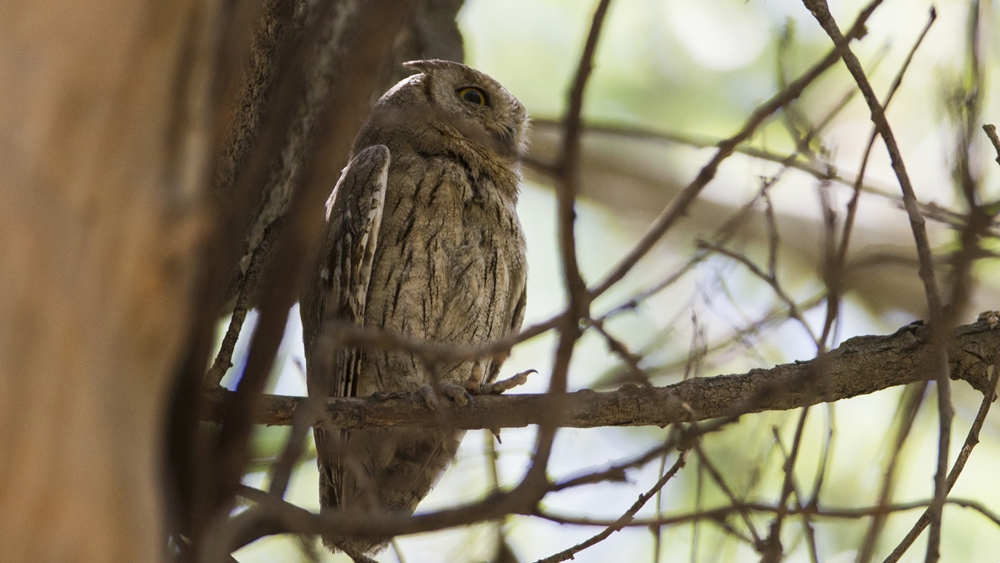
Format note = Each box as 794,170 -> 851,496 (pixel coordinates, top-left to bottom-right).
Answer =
403,59 -> 457,76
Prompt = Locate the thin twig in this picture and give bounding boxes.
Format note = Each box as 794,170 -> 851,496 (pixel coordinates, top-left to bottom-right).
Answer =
885,5 -> 995,557
525,119 -> 899,201
535,496 -> 1000,530
800,3 -> 949,560
523,0 -> 613,496
693,443 -> 764,549
857,382 -> 928,562
596,178 -> 780,323
834,8 -> 937,280
534,452 -> 688,563
267,395 -> 322,499
590,1 -> 879,299
206,220 -> 280,387
882,364 -> 1000,562
316,313 -> 559,366
802,0 -> 942,315
762,406 -> 813,562
696,240 -> 818,344
771,427 -> 820,563
222,418 -> 731,553
588,317 -> 649,383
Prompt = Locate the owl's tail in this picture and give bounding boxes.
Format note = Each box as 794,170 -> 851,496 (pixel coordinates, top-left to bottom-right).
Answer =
316,427 -> 464,556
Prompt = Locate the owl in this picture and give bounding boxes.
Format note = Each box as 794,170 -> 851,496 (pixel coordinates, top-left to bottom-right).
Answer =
300,59 -> 529,558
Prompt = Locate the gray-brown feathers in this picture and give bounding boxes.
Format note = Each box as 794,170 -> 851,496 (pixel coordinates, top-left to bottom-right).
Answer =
301,60 -> 528,556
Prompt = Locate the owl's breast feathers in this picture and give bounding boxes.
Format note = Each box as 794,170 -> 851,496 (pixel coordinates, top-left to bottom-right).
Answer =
357,146 -> 526,394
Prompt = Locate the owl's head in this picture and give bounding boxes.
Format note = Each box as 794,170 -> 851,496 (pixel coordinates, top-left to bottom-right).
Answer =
376,60 -> 529,161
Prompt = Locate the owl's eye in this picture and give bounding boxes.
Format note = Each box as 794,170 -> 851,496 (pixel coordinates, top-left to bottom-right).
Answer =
458,87 -> 488,106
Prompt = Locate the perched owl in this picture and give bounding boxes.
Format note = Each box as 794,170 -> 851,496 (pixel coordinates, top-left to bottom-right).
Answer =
300,60 -> 528,558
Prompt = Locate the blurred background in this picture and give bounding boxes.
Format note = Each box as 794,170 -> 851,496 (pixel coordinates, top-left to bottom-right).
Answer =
231,0 -> 1000,561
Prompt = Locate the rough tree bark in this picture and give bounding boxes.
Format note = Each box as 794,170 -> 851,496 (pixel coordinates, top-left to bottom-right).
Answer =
0,1 -> 219,561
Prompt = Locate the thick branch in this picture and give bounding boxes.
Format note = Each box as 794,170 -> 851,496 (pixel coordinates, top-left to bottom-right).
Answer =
203,319 -> 1000,430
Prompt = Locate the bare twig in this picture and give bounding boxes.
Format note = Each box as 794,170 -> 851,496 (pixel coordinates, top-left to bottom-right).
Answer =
800,3 -> 949,560
802,0 -> 942,315
588,317 -> 649,383
693,443 -> 764,550
696,240 -> 818,344
525,119 -> 899,202
777,427 -> 822,563
535,496 -> 1000,530
524,0 -> 613,497
590,1 -> 880,299
809,16 -> 938,549
315,312 -> 560,367
595,178 -> 781,325
834,7 -> 937,279
884,364 -> 1000,562
221,421 -> 724,552
762,407 -> 811,561
885,6 -> 994,558
205,220 -> 280,387
534,452 -> 688,563
857,383 -> 928,562
266,396 -> 322,500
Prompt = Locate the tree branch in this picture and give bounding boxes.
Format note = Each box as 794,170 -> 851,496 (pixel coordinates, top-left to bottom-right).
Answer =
203,318 -> 1000,430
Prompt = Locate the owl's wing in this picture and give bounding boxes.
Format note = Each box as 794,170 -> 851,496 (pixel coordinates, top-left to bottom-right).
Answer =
303,144 -> 390,400
508,283 -> 527,340
485,274 -> 527,385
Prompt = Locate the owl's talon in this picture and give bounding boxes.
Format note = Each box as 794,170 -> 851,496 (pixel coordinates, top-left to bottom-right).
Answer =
479,368 -> 536,395
438,381 -> 473,406
372,390 -> 399,401
418,385 -> 440,411
464,363 -> 485,394
418,382 -> 472,410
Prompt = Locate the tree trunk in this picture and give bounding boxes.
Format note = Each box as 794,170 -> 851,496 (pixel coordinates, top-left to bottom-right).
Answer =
0,1 -> 215,561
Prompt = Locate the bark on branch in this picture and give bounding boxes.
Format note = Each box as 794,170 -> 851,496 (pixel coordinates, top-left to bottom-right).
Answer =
203,318 -> 1000,430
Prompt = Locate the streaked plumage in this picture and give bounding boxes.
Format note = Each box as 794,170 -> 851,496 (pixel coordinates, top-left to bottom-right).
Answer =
301,59 -> 528,557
